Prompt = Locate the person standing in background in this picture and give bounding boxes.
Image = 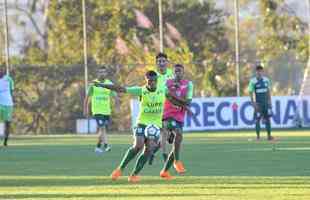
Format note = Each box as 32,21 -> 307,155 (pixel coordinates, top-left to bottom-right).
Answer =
0,68 -> 14,147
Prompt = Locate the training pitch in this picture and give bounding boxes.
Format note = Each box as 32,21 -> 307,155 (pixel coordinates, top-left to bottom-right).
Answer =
1,131 -> 310,200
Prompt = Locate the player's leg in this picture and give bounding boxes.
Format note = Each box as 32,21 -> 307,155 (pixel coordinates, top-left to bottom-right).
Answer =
173,128 -> 186,174
255,107 -> 262,140
111,125 -> 145,180
149,121 -> 168,165
3,121 -> 10,146
148,142 -> 158,165
160,126 -> 169,161
160,121 -> 184,178
94,115 -> 104,153
129,139 -> 154,182
101,115 -> 111,151
2,106 -> 12,146
167,130 -> 175,144
160,130 -> 176,179
263,106 -> 273,140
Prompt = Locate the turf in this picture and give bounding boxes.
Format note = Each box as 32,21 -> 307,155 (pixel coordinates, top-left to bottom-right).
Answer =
1,131 -> 310,200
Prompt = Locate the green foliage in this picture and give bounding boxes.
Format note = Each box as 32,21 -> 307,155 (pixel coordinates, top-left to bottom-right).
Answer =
13,65 -> 86,134
257,0 -> 307,63
7,0 -> 309,133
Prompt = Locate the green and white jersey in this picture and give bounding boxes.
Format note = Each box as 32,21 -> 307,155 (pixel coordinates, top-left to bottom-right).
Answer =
248,76 -> 271,105
87,79 -> 116,115
156,68 -> 174,90
126,86 -> 166,128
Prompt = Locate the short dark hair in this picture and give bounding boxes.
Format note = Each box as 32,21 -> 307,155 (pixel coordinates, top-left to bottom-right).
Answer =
156,53 -> 168,60
145,70 -> 158,79
256,65 -> 264,70
174,64 -> 184,69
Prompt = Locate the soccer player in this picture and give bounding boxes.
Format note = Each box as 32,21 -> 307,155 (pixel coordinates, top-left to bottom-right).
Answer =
0,68 -> 14,147
95,70 -> 166,183
159,64 -> 193,179
149,53 -> 174,164
248,65 -> 273,140
83,66 -> 118,153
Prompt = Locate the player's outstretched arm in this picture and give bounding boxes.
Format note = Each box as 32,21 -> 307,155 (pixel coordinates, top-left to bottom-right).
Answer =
94,83 -> 126,93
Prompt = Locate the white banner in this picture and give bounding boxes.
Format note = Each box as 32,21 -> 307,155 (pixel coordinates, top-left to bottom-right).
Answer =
76,119 -> 97,134
130,96 -> 310,131
0,122 -> 4,136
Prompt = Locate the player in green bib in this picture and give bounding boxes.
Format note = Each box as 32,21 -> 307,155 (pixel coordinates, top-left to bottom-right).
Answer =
0,68 -> 14,147
83,66 -> 118,153
248,65 -> 273,140
94,70 -> 166,183
156,53 -> 174,90
149,53 -> 174,164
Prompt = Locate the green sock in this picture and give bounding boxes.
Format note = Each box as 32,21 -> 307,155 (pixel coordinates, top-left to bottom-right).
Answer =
266,120 -> 271,138
174,149 -> 180,161
119,147 -> 138,170
4,137 -> 8,146
164,153 -> 175,171
255,121 -> 260,139
132,153 -> 149,175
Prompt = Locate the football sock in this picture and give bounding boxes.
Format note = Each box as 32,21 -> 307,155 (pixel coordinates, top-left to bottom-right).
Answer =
4,128 -> 9,146
164,152 -> 174,171
174,149 -> 180,161
119,147 -> 138,170
132,153 -> 148,175
255,121 -> 260,139
266,120 -> 271,138
3,137 -> 8,146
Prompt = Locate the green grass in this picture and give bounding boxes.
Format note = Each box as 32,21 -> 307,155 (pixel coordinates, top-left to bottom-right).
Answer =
1,131 -> 310,199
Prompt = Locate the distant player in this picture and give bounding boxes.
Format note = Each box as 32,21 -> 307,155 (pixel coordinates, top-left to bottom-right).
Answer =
83,66 -> 118,153
159,64 -> 193,179
95,70 -> 166,183
0,68 -> 14,147
248,65 -> 273,140
149,53 -> 174,164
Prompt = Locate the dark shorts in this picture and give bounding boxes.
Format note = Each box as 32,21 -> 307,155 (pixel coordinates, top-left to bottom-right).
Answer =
133,124 -> 147,137
254,104 -> 272,120
162,118 -> 183,133
93,114 -> 110,128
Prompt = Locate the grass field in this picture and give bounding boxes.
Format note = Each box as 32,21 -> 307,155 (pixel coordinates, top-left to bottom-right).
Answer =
1,131 -> 310,200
